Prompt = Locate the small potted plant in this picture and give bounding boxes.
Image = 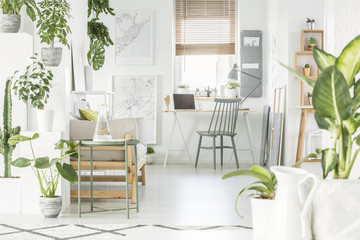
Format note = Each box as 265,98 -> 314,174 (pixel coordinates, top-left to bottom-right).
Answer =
308,37 -> 316,51
146,146 -> 155,164
0,0 -> 39,33
10,54 -> 54,131
226,79 -> 240,98
306,18 -> 315,30
177,84 -> 190,94
36,0 -> 72,66
10,134 -> 78,218
211,87 -> 217,97
307,92 -> 312,105
223,166 -> 277,237
303,63 -> 311,77
204,86 -> 212,97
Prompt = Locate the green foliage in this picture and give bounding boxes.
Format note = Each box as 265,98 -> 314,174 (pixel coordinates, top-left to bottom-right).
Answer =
0,79 -> 21,177
226,79 -> 240,90
87,0 -> 114,18
309,37 -> 316,44
307,18 -> 315,23
36,0 -> 72,48
223,166 -> 277,217
0,0 -> 40,21
10,134 -> 78,197
177,84 -> 190,89
10,54 -> 53,110
87,18 -> 113,47
147,146 -> 154,154
87,40 -> 105,71
305,64 -> 310,68
281,35 -> 360,179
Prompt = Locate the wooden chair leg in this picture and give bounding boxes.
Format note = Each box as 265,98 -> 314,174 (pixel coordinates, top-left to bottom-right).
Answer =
231,136 -> 239,169
220,136 -> 224,167
141,165 -> 146,185
131,171 -> 136,204
195,135 -> 202,168
213,136 -> 216,170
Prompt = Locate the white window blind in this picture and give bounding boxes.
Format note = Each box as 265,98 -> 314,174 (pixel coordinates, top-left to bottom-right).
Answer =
176,0 -> 235,56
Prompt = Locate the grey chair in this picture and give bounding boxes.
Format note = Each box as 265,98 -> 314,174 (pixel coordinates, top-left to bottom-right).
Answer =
195,98 -> 241,169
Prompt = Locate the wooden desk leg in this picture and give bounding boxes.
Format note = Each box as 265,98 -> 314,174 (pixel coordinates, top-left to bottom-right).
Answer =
296,109 -> 308,167
90,147 -> 93,212
164,112 -> 177,166
78,145 -> 81,218
125,141 -> 129,219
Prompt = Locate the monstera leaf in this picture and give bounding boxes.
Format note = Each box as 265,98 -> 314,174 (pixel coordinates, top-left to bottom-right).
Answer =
87,40 -> 105,71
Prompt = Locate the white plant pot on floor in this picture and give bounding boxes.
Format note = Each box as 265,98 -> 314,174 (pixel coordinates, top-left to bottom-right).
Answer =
39,196 -> 62,218
37,109 -> 54,132
0,177 -> 21,213
251,198 -> 275,237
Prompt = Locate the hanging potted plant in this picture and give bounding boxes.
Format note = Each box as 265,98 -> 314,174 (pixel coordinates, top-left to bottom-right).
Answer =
0,0 -> 39,33
10,54 -> 54,131
280,35 -> 360,240
226,79 -> 240,98
10,134 -> 78,218
223,166 -> 277,237
36,0 -> 72,67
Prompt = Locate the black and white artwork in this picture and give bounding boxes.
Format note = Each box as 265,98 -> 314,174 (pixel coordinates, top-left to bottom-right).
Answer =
115,11 -> 153,65
112,76 -> 157,144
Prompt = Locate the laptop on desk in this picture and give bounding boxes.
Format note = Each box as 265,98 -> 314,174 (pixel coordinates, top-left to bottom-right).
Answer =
173,94 -> 196,110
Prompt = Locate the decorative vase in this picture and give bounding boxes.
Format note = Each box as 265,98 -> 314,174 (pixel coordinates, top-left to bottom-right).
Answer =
271,166 -> 308,240
307,22 -> 315,30
300,174 -> 360,240
84,66 -> 93,91
220,85 -> 225,98
251,198 -> 275,238
37,109 -> 54,132
0,14 -> 21,33
0,177 -> 21,213
93,104 -> 112,141
39,196 -> 62,218
226,88 -> 238,98
41,47 -> 63,67
302,68 -> 311,77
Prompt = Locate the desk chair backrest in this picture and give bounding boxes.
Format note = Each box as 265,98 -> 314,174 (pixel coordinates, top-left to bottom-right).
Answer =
208,98 -> 242,134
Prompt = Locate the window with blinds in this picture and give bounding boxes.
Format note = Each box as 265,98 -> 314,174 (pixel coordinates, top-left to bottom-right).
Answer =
176,0 -> 235,56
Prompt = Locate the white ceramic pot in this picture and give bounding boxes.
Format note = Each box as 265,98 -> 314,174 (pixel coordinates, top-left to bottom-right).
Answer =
271,166 -> 308,240
251,198 -> 275,237
300,175 -> 360,240
177,88 -> 191,94
0,177 -> 21,213
41,47 -> 63,67
0,14 -> 21,33
307,22 -> 315,30
146,153 -> 155,164
37,109 -> 54,132
39,196 -> 62,218
226,88 -> 238,98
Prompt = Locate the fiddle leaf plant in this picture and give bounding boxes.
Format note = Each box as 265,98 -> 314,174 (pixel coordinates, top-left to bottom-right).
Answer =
223,166 -> 277,217
10,134 -> 78,197
280,34 -> 360,179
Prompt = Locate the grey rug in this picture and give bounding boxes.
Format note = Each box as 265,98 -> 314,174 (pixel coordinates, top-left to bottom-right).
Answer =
0,224 -> 252,239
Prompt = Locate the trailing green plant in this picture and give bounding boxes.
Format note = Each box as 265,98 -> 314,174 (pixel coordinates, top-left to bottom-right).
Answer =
223,165 -> 277,217
36,0 -> 72,48
146,146 -> 154,154
177,84 -> 189,89
0,79 -> 21,178
10,54 -> 53,110
226,79 -> 240,89
305,64 -> 310,68
281,35 -> 360,179
309,37 -> 316,45
87,0 -> 115,71
0,0 -> 39,21
9,134 -> 78,197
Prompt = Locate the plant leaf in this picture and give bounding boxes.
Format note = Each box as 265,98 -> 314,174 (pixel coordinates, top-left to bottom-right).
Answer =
279,62 -> 315,88
313,66 -> 352,121
88,40 -> 105,71
336,35 -> 360,87
33,157 -> 51,169
223,169 -> 270,183
11,158 -> 32,168
293,153 -> 318,168
56,162 -> 78,185
321,148 -> 338,179
250,165 -> 272,182
313,47 -> 336,71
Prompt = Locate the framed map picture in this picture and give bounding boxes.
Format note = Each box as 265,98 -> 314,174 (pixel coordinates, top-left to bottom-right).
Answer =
115,11 -> 153,65
112,76 -> 157,144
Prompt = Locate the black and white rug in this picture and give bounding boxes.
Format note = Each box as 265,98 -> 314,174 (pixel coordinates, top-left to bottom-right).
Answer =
0,224 -> 252,239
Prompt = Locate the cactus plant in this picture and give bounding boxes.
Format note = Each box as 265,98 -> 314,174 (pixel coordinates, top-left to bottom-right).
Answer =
0,79 -> 21,178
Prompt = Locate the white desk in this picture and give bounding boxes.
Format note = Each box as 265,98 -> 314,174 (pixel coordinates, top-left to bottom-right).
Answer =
162,109 -> 257,166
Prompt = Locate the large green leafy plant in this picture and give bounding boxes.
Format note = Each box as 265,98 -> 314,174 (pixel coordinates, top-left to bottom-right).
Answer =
87,0 -> 114,71
10,134 -> 78,197
281,35 -> 360,179
223,166 -> 277,217
0,0 -> 39,21
36,0 -> 72,48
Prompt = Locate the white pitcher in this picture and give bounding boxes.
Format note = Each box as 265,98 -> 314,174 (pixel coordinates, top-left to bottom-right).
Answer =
271,166 -> 309,240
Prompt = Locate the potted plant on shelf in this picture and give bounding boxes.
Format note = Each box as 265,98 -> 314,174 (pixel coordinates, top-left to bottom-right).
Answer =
226,79 -> 240,98
307,92 -> 312,105
0,0 -> 39,33
10,54 -> 54,131
146,146 -> 155,164
303,63 -> 311,77
9,134 -> 78,218
308,37 -> 316,51
306,18 -> 315,30
36,0 -> 72,67
223,165 -> 277,237
177,84 -> 190,94
204,86 -> 212,97
280,35 -> 360,239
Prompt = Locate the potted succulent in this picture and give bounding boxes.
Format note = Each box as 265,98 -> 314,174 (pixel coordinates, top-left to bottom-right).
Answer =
306,18 -> 315,30
9,133 -> 78,218
177,84 -> 190,94
280,35 -> 360,239
195,88 -> 200,97
10,54 -> 53,131
308,37 -> 316,51
226,79 -> 240,98
146,146 -> 155,164
223,166 -> 277,237
307,92 -> 312,105
36,0 -> 72,67
0,0 -> 39,33
302,63 -> 311,77
204,86 -> 212,97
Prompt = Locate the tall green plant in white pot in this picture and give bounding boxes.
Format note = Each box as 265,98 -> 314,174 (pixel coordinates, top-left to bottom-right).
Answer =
280,35 -> 360,240
36,0 -> 72,67
0,0 -> 39,33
